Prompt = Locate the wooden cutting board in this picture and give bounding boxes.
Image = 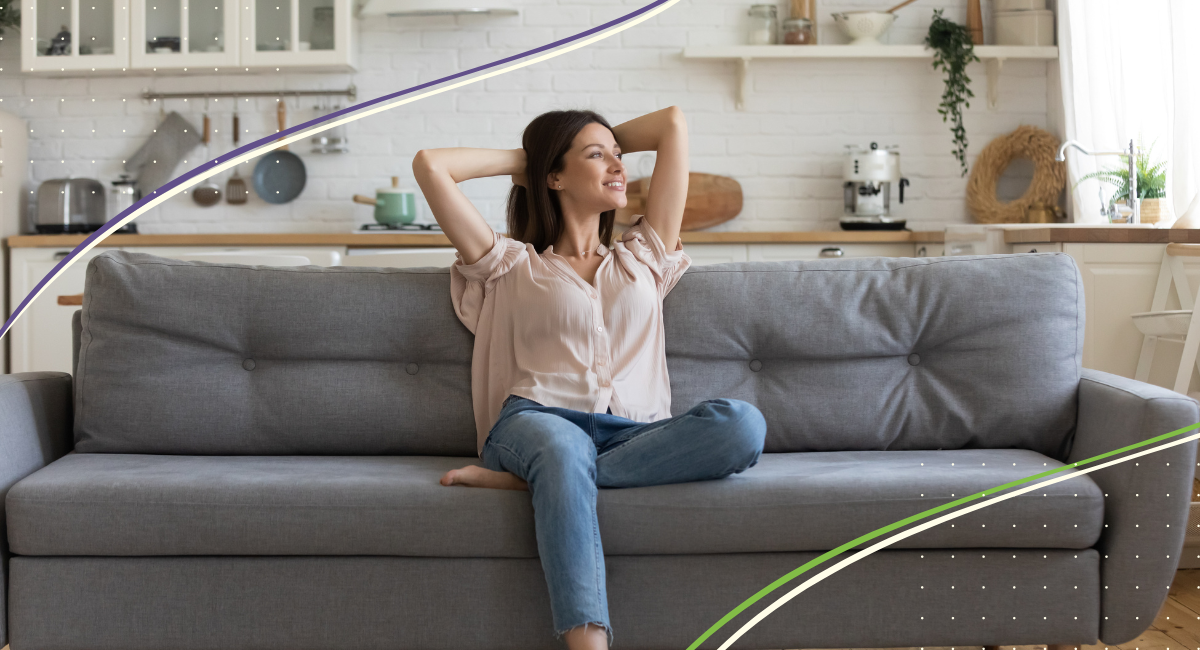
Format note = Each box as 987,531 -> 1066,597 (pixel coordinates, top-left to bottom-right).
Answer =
615,172 -> 743,231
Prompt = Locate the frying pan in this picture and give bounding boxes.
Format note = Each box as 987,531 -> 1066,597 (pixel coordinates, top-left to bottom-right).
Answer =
253,99 -> 307,204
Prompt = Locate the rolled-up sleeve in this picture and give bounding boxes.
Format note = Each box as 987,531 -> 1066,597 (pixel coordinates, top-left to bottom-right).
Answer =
620,214 -> 691,299
449,230 -> 526,334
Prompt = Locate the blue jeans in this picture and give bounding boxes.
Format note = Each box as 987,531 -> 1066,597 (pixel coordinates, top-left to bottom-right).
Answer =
479,394 -> 768,647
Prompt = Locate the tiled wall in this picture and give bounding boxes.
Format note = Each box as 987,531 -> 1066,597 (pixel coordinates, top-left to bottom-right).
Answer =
0,0 -> 1055,234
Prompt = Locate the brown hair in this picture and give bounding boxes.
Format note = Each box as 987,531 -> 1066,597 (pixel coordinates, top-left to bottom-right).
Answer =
505,109 -> 617,254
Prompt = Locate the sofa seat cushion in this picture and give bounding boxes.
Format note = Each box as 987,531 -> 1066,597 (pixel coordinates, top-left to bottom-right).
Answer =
6,448 -> 1103,557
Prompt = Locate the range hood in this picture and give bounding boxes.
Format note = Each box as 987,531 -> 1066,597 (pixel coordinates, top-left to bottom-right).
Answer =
358,0 -> 518,16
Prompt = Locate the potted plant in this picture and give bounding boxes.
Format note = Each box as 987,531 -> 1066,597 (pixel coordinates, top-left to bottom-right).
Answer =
1076,142 -> 1169,224
0,0 -> 19,36
925,8 -> 979,178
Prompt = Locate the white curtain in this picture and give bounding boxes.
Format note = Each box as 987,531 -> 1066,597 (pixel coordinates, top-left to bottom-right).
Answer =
1058,0 -> 1200,224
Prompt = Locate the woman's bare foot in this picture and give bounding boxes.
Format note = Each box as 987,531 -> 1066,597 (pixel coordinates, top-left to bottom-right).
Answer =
440,465 -> 529,491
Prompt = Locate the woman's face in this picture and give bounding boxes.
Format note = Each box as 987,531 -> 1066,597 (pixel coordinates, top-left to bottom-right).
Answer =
548,121 -> 627,214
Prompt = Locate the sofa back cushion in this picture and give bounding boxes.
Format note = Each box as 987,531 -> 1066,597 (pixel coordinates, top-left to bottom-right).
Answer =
75,251 -> 477,455
74,250 -> 1083,458
664,253 -> 1083,461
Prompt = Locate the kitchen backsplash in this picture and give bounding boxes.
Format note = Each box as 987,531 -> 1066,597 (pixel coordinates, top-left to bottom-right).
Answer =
0,0 -> 1052,234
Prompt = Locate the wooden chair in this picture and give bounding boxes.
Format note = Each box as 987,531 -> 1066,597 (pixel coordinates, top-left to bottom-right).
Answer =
1132,243 -> 1200,397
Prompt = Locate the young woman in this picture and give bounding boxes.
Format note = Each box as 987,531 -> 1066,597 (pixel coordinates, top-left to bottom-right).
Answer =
411,106 -> 767,650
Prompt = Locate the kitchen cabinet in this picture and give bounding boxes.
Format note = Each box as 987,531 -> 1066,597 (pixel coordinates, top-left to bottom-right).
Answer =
238,0 -> 357,70
127,245 -> 343,265
22,0 -> 356,73
130,0 -> 239,70
20,0 -> 132,72
748,242 -> 916,261
8,246 -> 112,374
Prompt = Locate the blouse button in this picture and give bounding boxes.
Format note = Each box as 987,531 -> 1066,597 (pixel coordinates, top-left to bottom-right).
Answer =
596,325 -> 603,332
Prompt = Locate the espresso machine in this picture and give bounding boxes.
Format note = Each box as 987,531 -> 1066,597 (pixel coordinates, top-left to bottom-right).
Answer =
840,142 -> 910,230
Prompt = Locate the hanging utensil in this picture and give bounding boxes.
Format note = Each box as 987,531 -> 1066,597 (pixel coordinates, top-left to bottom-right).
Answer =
193,100 -> 222,207
253,97 -> 307,204
225,101 -> 248,204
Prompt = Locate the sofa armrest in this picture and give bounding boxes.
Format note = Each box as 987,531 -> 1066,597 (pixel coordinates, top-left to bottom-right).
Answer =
1068,367 -> 1200,645
0,372 -> 74,648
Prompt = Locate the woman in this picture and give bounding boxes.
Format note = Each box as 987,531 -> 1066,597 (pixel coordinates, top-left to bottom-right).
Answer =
411,106 -> 766,650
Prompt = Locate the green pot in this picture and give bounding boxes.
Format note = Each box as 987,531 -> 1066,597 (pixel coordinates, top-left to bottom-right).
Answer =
353,176 -> 417,226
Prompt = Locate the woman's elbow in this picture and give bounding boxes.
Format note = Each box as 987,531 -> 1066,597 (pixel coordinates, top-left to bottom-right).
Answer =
666,105 -> 687,129
412,149 -> 440,178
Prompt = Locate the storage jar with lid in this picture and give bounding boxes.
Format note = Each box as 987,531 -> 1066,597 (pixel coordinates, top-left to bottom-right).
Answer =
782,18 -> 814,44
747,5 -> 778,45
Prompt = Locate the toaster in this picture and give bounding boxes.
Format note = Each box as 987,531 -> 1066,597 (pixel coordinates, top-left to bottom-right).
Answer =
35,177 -> 135,234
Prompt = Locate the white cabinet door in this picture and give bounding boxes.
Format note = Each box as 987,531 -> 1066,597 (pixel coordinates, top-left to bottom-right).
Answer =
239,0 -> 356,70
342,248 -> 459,268
130,0 -> 239,70
21,0 -> 132,71
748,243 -> 916,261
8,246 -> 116,374
126,245 -> 344,266
1009,242 -> 1063,254
681,244 -> 748,266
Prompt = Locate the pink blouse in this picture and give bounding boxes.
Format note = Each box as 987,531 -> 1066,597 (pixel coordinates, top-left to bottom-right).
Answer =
450,214 -> 692,458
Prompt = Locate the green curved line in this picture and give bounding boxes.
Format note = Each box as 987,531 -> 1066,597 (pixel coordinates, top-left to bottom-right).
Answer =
687,420 -> 1200,650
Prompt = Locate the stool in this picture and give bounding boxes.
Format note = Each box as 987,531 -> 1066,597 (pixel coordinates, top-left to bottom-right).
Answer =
1132,243 -> 1200,397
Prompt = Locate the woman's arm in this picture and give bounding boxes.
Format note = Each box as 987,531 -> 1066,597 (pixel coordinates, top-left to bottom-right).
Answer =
412,147 -> 526,266
610,106 -> 689,252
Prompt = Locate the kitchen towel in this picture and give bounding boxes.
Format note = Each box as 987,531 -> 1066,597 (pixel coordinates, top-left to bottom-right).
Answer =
124,111 -> 202,197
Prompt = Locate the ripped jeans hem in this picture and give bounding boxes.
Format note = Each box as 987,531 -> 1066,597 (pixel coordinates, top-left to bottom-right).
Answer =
554,621 -> 613,647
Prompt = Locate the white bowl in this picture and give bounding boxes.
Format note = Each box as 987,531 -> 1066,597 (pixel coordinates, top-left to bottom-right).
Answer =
832,11 -> 896,45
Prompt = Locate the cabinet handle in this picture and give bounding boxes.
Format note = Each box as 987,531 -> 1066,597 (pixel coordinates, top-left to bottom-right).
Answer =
916,245 -> 927,257
819,247 -> 844,258
53,251 -> 71,260
1029,248 -> 1038,253
57,293 -> 83,306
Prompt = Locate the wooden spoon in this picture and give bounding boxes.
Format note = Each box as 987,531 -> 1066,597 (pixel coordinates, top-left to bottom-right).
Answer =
192,110 -> 222,207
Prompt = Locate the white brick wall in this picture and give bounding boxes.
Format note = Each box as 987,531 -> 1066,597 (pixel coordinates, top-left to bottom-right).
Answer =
0,0 -> 1055,234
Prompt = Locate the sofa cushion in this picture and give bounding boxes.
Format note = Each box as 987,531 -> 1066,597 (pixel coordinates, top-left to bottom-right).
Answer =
6,448 -> 1103,557
73,251 -> 1083,459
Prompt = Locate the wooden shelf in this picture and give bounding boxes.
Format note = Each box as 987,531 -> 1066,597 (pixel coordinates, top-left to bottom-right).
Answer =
681,44 -> 1058,59
681,44 -> 1059,110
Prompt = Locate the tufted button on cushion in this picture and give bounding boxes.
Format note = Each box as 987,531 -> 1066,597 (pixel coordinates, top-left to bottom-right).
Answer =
749,359 -> 762,372
908,353 -> 920,366
242,359 -> 256,371
406,363 -> 419,375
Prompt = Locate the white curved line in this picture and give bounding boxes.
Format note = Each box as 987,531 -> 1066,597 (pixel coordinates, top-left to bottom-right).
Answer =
716,431 -> 1200,650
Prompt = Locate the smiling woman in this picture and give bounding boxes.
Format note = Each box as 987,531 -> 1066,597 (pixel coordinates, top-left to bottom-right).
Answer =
410,105 -> 765,650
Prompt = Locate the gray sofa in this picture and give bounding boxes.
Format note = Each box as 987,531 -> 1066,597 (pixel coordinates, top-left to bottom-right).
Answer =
1,248 -> 1197,650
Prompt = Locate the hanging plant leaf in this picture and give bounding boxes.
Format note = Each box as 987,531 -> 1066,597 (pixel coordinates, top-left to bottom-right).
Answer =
925,8 -> 979,177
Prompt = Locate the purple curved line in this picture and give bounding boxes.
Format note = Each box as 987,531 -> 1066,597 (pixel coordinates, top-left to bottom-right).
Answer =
1,0 -> 672,344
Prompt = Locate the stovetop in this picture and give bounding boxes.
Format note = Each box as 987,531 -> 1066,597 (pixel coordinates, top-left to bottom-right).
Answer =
359,222 -> 443,232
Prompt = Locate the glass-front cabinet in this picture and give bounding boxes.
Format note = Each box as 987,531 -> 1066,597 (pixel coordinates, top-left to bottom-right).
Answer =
130,0 -> 239,69
21,0 -> 131,71
20,0 -> 354,72
239,0 -> 353,68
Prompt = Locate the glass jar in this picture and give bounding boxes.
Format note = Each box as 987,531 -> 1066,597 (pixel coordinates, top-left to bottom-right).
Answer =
747,4 -> 778,45
782,17 -> 813,44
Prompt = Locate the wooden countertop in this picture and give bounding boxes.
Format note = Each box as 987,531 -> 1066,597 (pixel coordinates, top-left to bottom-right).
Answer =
1004,227 -> 1200,244
5,230 -> 946,248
